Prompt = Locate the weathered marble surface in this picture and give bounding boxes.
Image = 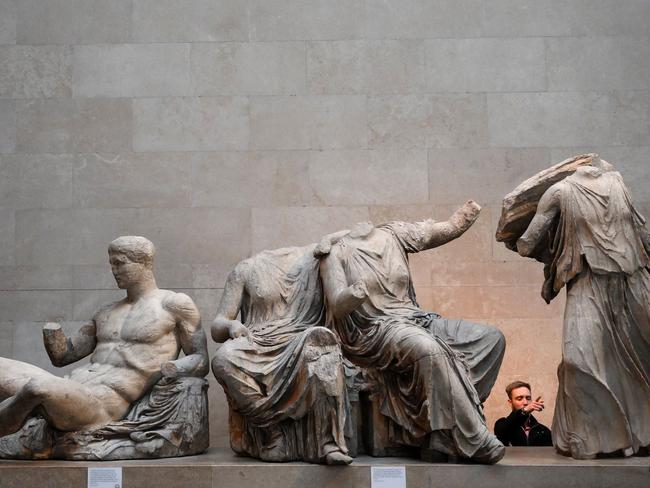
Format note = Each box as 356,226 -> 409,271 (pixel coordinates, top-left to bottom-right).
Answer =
0,236 -> 210,459
500,156 -> 650,459
211,242 -> 351,465
318,203 -> 506,464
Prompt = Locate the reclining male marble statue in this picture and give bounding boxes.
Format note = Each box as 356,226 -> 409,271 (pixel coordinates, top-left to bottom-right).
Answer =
211,234 -> 353,465
317,201 -> 506,464
0,236 -> 210,460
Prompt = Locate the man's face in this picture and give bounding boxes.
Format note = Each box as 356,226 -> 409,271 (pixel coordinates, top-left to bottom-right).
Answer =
508,386 -> 532,412
109,252 -> 147,289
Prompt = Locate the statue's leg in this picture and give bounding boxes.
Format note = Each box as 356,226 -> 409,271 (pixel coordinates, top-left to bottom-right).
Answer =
0,368 -> 115,437
0,358 -> 53,399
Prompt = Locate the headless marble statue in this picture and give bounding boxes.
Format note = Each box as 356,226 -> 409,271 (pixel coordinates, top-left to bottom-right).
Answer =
0,236 -> 210,460
318,202 -> 506,464
510,157 -> 650,459
211,241 -> 352,465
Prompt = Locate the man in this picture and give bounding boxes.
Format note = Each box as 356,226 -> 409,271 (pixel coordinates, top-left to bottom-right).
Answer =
494,381 -> 552,447
0,236 -> 208,438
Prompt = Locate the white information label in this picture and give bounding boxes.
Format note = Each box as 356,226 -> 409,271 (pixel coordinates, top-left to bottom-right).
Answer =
371,466 -> 406,488
88,467 -> 123,488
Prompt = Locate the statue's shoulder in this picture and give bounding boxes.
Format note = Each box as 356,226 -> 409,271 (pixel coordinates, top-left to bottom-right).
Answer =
161,290 -> 199,321
93,297 -> 126,322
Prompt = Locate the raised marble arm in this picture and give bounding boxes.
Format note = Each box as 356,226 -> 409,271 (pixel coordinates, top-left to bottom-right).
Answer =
43,321 -> 97,367
406,200 -> 482,251
211,265 -> 248,343
517,184 -> 562,258
162,293 -> 209,378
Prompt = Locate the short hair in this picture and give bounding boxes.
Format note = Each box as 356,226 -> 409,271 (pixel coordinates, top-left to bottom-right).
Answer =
108,236 -> 156,268
506,381 -> 531,399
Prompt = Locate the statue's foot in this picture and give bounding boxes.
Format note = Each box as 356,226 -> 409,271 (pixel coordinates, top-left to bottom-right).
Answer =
325,450 -> 353,465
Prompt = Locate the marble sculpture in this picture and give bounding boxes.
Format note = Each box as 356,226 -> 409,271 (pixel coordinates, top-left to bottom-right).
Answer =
0,236 -> 210,460
318,202 -> 506,464
497,154 -> 650,459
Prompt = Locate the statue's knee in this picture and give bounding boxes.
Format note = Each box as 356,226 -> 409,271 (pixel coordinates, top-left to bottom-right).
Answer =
22,378 -> 48,400
211,353 -> 233,381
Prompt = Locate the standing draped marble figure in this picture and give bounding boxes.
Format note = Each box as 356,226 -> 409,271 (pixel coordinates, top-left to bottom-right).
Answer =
211,244 -> 351,465
516,160 -> 650,459
318,202 -> 506,464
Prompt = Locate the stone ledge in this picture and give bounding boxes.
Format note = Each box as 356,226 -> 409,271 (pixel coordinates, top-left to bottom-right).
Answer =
1,447 -> 649,488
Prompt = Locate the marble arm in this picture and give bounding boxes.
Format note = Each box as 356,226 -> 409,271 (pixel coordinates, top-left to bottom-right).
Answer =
418,200 -> 482,250
517,185 -> 562,258
211,266 -> 247,344
42,321 -> 97,367
320,251 -> 368,319
163,293 -> 209,378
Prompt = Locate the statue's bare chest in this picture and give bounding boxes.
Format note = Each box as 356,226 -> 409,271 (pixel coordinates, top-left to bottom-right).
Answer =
96,298 -> 175,344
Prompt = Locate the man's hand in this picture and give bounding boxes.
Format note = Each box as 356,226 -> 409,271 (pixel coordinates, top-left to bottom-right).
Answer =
229,321 -> 249,340
522,396 -> 545,414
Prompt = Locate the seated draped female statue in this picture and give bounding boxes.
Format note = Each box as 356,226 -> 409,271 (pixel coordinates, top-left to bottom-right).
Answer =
318,202 -> 506,464
211,238 -> 352,465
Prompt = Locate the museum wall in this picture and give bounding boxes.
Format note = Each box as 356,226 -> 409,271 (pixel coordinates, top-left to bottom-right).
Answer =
0,0 -> 649,448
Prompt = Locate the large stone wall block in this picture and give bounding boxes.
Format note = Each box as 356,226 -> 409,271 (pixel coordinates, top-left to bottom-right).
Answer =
309,149 -> 429,205
136,208 -> 251,266
73,44 -> 192,98
15,208 -> 140,266
133,97 -> 249,152
547,37 -> 650,91
421,284 -> 564,320
425,38 -> 546,93
487,92 -> 611,147
190,151 -> 314,208
0,291 -> 73,322
0,45 -> 72,98
16,98 -> 132,153
192,42 -> 305,96
0,208 -> 14,265
0,322 -> 13,357
0,99 -> 15,153
192,263 -> 236,290
0,265 -> 73,290
429,260 -> 543,287
251,206 -> 370,252
482,0 -> 650,37
369,94 -> 488,148
133,0 -> 248,42
73,153 -> 192,208
610,91 -> 650,146
366,0 -> 482,39
428,147 -> 551,205
250,95 -> 367,150
0,154 -> 74,209
249,0 -> 365,41
17,0 -> 131,45
0,0 -> 16,44
307,40 -> 427,95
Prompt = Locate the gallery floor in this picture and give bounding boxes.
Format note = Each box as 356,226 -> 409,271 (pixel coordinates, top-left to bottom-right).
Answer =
1,447 -> 649,488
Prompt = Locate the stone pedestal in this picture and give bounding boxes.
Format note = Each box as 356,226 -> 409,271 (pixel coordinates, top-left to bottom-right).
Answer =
1,447 -> 648,488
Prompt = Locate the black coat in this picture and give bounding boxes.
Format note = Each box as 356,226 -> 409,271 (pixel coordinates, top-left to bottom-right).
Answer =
494,410 -> 552,447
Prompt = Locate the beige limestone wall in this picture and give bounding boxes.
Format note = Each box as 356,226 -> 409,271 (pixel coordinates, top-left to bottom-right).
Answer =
0,0 -> 649,448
